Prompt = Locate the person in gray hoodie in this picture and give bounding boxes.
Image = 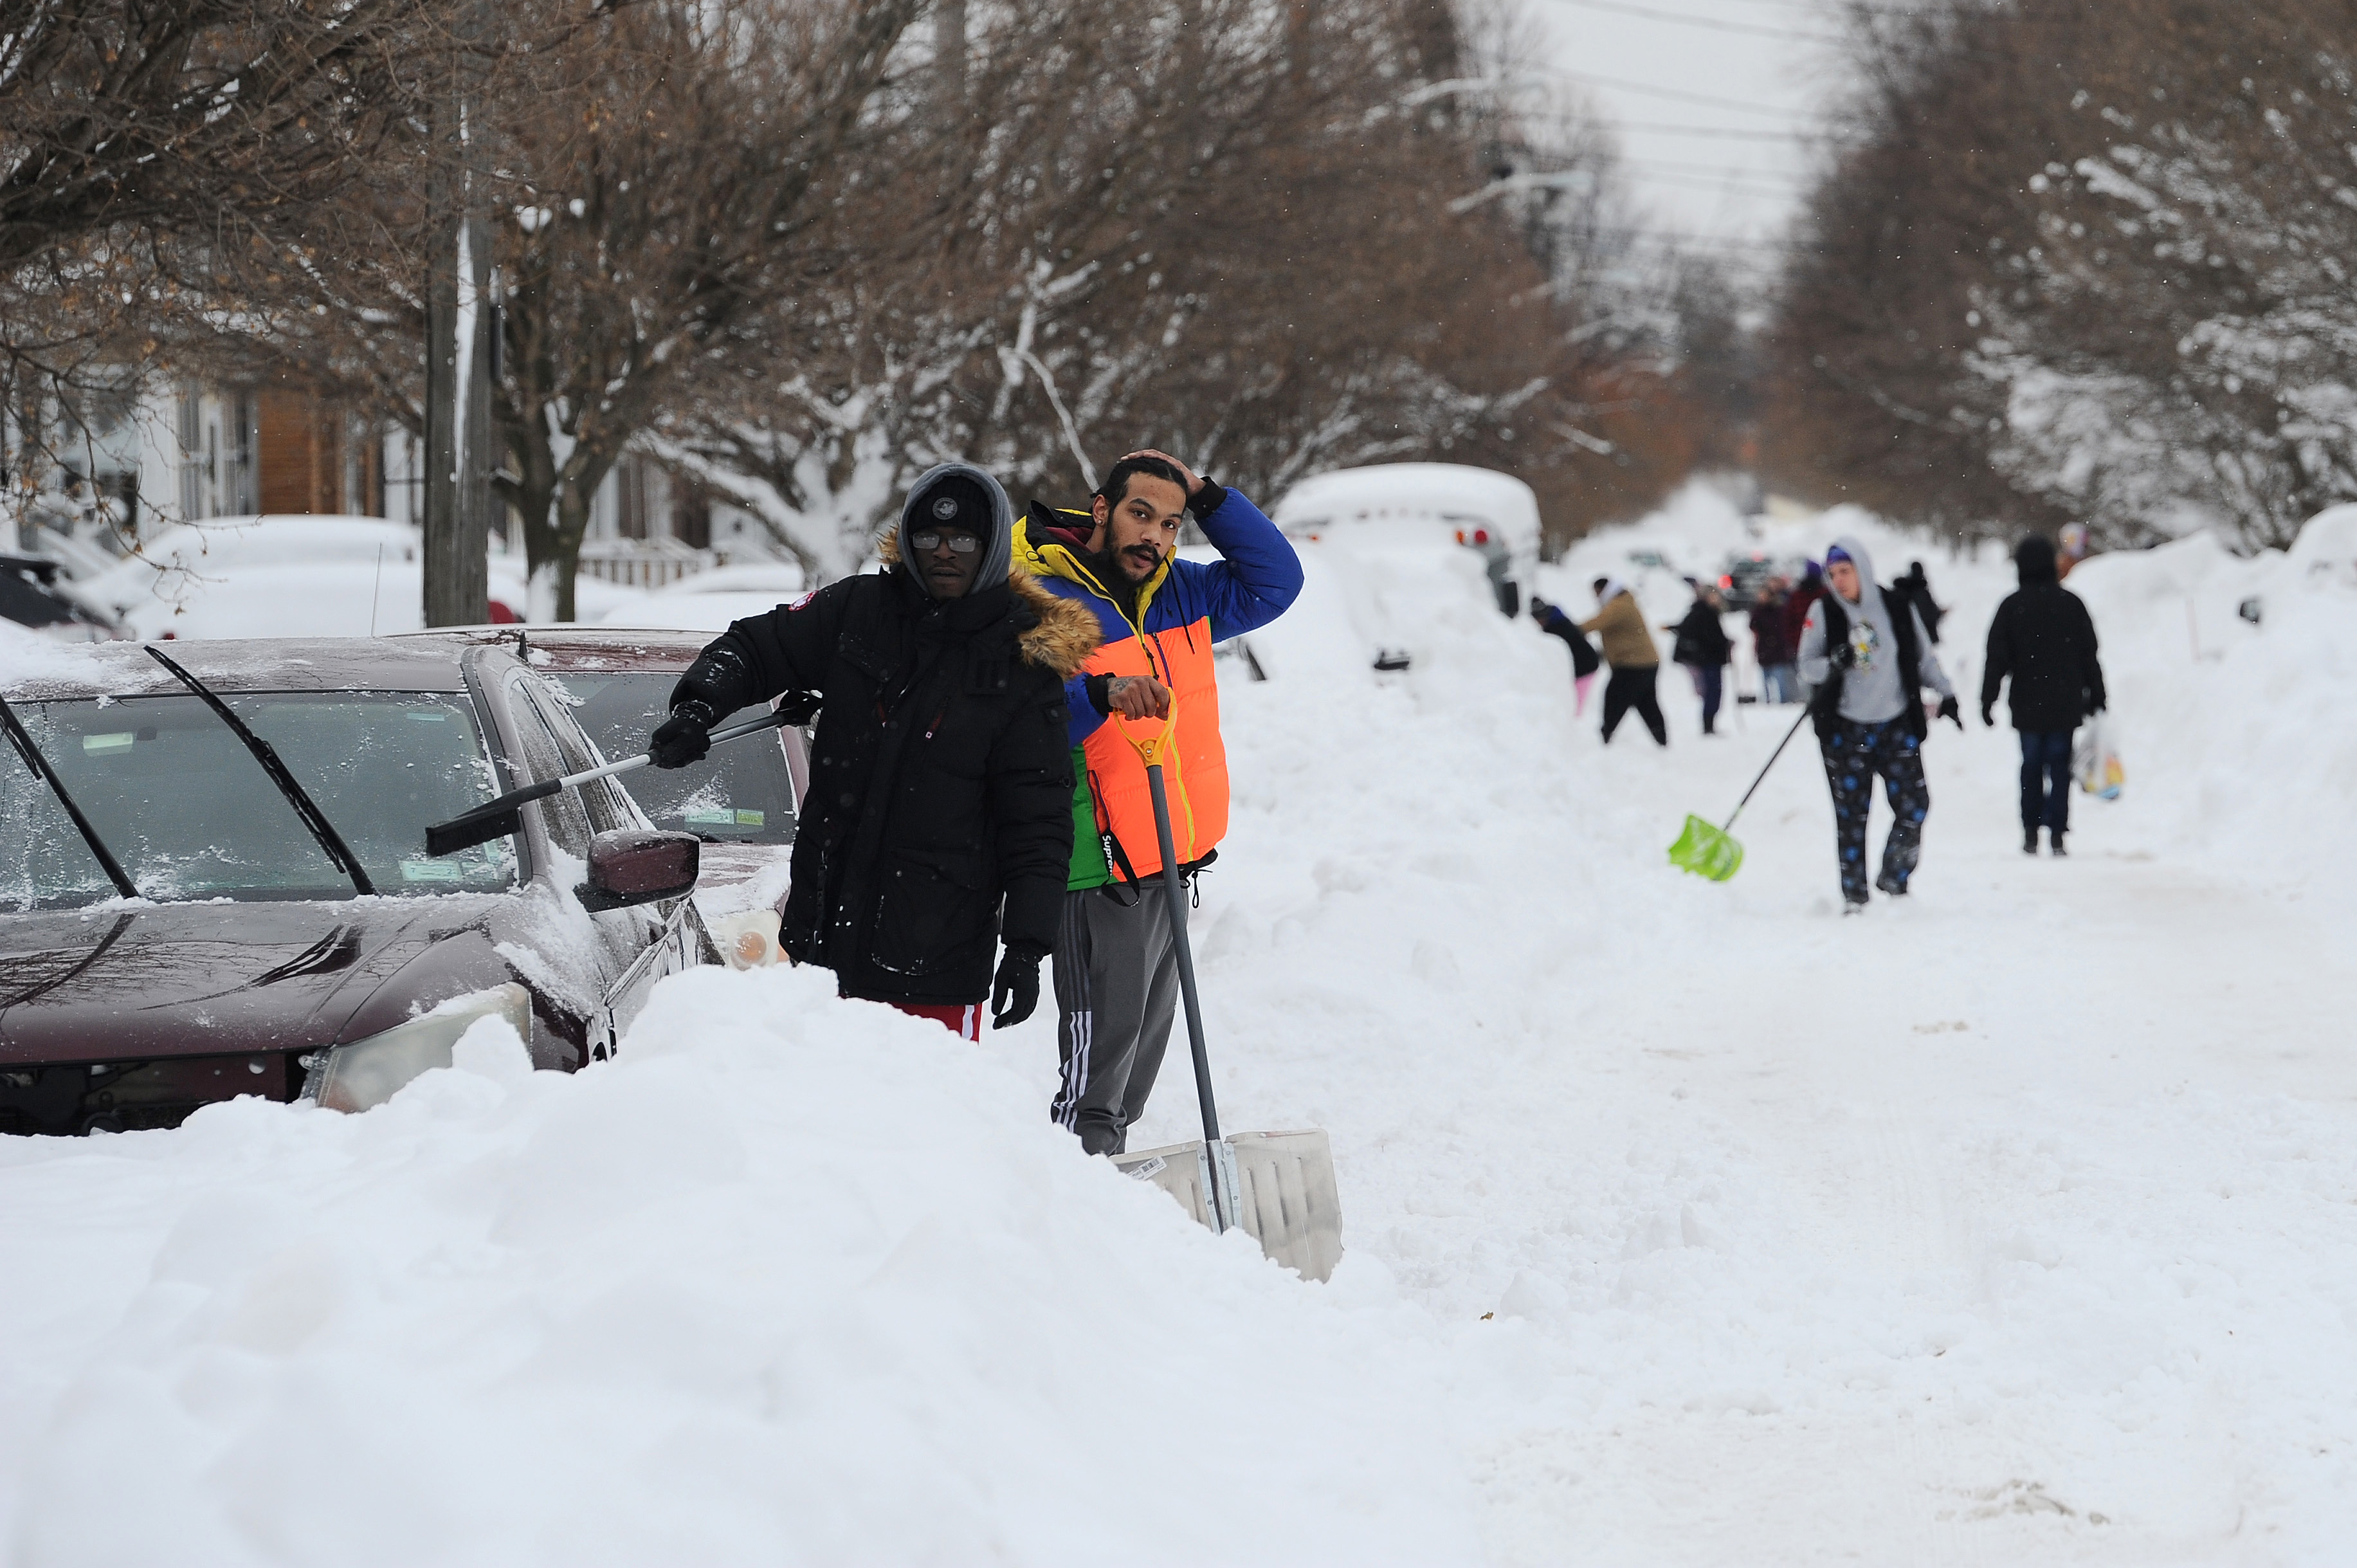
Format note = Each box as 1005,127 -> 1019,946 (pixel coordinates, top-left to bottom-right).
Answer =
1796,534 -> 1961,910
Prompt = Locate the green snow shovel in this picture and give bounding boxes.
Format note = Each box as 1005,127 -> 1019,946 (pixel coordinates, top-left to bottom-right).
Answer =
1103,709 -> 1345,1283
1669,706 -> 1812,882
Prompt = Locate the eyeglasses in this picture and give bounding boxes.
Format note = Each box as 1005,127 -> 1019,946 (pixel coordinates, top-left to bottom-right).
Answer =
910,531 -> 981,554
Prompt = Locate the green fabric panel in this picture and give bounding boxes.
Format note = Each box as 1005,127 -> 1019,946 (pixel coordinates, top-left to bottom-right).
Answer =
1066,745 -> 1114,889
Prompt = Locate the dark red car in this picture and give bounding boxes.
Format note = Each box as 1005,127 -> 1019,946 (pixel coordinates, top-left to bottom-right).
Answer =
394,624 -> 809,966
0,638 -> 713,1135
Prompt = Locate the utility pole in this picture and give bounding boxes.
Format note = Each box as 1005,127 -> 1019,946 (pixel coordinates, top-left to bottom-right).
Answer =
423,3 -> 493,628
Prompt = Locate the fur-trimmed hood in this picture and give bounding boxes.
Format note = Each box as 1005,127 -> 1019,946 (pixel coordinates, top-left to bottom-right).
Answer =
878,524 -> 1102,680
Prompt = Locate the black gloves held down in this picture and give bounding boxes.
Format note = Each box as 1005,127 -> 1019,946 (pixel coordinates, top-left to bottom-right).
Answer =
650,699 -> 718,769
1981,701 -> 1997,728
991,942 -> 1049,1030
1937,694 -> 1963,730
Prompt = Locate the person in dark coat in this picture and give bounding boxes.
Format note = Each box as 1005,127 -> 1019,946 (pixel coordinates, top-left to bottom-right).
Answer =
1894,560 -> 1947,643
649,462 -> 1103,1037
1670,579 -> 1734,734
1530,593 -> 1603,715
1782,560 -> 1826,678
1751,576 -> 1796,703
1981,533 -> 2106,857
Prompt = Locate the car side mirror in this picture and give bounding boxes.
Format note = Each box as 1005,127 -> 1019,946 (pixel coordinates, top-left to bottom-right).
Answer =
577,829 -> 700,913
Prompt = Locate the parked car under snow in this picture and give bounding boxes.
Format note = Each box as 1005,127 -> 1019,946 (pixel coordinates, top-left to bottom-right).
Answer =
0,638 -> 713,1135
392,624 -> 808,967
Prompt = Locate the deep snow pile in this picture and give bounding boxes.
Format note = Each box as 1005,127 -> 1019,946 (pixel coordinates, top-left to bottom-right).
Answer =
6,482 -> 2357,1564
0,971 -> 1471,1565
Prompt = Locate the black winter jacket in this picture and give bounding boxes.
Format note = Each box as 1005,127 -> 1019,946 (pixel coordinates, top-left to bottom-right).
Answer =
670,536 -> 1100,1006
1981,538 -> 2106,733
1534,601 -> 1603,677
1671,603 -> 1733,667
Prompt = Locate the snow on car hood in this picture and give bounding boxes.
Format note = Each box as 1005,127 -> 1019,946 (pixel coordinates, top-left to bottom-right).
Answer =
0,894 -> 513,1065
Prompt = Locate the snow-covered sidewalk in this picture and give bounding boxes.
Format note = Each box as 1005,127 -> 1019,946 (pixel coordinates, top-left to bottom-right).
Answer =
5,490 -> 2353,1563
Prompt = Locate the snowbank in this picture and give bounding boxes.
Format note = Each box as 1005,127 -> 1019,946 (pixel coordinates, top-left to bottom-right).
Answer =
0,967 -> 1470,1565
10,481 -> 2357,1563
2062,527 -> 2357,889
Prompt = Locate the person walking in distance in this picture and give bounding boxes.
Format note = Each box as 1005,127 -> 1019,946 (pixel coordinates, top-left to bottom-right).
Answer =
1981,533 -> 2107,857
1751,575 -> 1797,703
1670,578 -> 1734,735
1894,559 -> 1947,643
1796,536 -> 1961,911
1579,577 -> 1667,745
1531,593 -> 1603,715
1782,559 -> 1826,677
646,463 -> 1100,1037
1017,450 -> 1302,1156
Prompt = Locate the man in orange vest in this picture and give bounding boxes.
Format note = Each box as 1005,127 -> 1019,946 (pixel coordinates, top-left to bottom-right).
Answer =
1016,450 -> 1302,1154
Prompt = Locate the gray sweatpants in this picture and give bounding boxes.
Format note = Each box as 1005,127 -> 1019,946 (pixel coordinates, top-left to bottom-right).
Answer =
1050,883 -> 1179,1155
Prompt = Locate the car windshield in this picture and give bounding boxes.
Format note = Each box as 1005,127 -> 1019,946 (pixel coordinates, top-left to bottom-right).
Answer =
1,690 -> 514,910
552,672 -> 796,846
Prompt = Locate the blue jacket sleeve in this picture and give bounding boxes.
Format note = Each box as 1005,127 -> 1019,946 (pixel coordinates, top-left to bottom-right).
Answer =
1178,488 -> 1304,641
1064,672 -> 1106,745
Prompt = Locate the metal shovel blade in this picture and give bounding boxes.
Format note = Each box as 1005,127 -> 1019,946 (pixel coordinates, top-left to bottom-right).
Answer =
1668,812 -> 1744,881
1114,1129 -> 1344,1282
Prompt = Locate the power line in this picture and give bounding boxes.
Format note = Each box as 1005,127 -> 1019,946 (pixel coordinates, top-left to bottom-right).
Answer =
1638,169 -> 1812,197
1548,0 -> 1848,46
1624,154 -> 1810,181
1533,65 -> 1809,120
1524,112 -> 1828,141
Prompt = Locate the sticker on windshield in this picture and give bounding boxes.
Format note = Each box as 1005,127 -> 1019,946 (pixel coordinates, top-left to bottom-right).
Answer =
82,732 -> 134,753
399,859 -> 464,882
683,807 -> 767,829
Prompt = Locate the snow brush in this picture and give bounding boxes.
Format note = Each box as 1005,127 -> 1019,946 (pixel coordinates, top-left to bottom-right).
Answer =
424,707 -> 793,858
1101,706 -> 1343,1282
1669,707 -> 1812,883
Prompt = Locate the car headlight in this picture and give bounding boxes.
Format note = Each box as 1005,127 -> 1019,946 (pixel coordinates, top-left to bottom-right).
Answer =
304,983 -> 531,1113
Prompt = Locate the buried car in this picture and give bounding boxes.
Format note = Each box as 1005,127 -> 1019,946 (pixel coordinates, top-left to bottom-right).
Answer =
394,625 -> 808,967
0,638 -> 713,1135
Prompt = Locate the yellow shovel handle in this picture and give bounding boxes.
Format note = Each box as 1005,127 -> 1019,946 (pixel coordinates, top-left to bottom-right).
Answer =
1111,698 -> 1178,767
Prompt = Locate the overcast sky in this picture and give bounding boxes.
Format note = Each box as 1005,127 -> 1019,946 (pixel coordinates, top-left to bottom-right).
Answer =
1518,0 -> 1853,263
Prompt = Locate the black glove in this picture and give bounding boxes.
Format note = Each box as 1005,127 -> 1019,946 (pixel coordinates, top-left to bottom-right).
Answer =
990,943 -> 1047,1030
649,699 -> 718,769
1937,694 -> 1962,731
1981,701 -> 1996,728
1806,680 -> 1839,716
776,689 -> 822,725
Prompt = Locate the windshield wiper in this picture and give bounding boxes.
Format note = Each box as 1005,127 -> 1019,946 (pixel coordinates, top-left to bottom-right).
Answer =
0,692 -> 140,900
145,645 -> 376,897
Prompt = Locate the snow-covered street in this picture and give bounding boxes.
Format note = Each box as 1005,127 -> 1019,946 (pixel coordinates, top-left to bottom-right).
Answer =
5,491 -> 2354,1563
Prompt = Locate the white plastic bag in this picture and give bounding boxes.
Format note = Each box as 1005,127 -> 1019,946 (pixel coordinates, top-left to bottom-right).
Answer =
2073,716 -> 2125,799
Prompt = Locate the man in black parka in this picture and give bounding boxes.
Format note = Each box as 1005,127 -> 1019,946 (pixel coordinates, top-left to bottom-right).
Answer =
1981,533 -> 2107,858
647,462 -> 1102,1037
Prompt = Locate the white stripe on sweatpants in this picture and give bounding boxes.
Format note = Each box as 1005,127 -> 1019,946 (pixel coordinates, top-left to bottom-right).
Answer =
1053,891 -> 1093,1128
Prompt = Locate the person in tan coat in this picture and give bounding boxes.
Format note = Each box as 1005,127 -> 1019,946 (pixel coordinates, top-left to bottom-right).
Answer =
1579,577 -> 1667,745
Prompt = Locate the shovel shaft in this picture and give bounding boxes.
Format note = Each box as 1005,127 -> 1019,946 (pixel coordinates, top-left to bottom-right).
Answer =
1722,706 -> 1812,834
1144,760 -> 1228,1232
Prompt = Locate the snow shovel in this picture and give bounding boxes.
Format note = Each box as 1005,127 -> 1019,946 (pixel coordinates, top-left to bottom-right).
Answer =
1668,706 -> 1811,882
1104,709 -> 1345,1283
423,707 -> 793,857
